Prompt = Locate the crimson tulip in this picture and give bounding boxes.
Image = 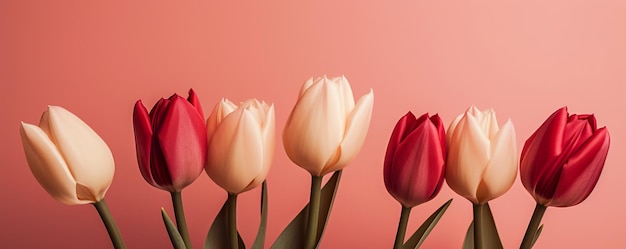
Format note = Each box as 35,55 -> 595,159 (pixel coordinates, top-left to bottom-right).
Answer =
520,107 -> 610,207
384,112 -> 446,208
133,89 -> 207,192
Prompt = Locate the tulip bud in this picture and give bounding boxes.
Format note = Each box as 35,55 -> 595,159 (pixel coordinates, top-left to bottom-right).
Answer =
283,75 -> 374,176
205,98 -> 275,194
133,89 -> 207,192
384,112 -> 446,208
446,106 -> 518,204
520,107 -> 610,207
20,106 -> 115,205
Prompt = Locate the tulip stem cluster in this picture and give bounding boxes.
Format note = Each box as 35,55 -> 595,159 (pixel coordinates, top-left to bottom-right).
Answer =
171,191 -> 192,249
305,175 -> 323,249
393,206 -> 411,249
473,203 -> 485,249
519,203 -> 547,249
228,193 -> 239,249
93,200 -> 126,249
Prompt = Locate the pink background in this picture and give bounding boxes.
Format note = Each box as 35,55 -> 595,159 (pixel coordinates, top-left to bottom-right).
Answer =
1,1 -> 625,248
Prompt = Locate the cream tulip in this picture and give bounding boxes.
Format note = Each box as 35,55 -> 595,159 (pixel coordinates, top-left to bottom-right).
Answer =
445,106 -> 518,204
205,98 -> 275,194
20,106 -> 115,205
282,75 -> 374,176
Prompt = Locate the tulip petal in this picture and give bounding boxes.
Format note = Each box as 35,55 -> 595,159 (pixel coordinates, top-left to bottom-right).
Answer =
157,96 -> 207,191
298,77 -> 316,98
187,89 -> 205,119
206,107 -> 264,194
383,112 -> 417,192
206,98 -> 238,141
133,100 -> 158,187
390,121 -> 445,207
321,89 -> 373,175
43,106 -> 114,202
446,113 -> 490,203
256,104 -> 275,190
20,123 -> 86,205
335,76 -> 356,118
283,81 -> 344,176
549,128 -> 610,207
480,120 -> 518,203
520,107 -> 568,194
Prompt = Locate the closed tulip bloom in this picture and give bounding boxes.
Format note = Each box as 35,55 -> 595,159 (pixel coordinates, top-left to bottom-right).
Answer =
283,75 -> 374,176
20,106 -> 115,205
133,89 -> 207,192
205,98 -> 275,194
446,106 -> 518,204
520,107 -> 610,207
384,112 -> 446,208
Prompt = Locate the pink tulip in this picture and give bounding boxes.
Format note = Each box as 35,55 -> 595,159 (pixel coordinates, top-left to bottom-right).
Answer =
446,106 -> 518,204
133,89 -> 207,192
20,106 -> 115,205
282,76 -> 374,176
384,112 -> 446,208
205,98 -> 275,194
520,107 -> 610,207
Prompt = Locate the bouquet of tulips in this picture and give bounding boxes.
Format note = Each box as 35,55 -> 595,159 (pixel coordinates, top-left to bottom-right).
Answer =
19,75 -> 610,249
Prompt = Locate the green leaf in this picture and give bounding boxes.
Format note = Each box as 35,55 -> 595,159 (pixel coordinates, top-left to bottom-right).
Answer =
402,199 -> 453,249
161,208 -> 187,249
204,199 -> 246,249
252,181 -> 269,249
460,203 -> 503,249
270,170 -> 342,249
530,224 -> 544,248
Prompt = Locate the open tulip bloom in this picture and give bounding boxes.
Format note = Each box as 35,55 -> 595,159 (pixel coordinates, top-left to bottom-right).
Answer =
519,107 -> 610,249
133,89 -> 207,249
20,106 -> 126,249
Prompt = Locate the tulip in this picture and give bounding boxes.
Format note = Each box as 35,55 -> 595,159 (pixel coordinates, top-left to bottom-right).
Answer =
20,106 -> 125,249
446,106 -> 517,249
445,106 -> 518,204
282,75 -> 374,176
133,89 -> 207,192
283,75 -> 373,249
20,106 -> 115,205
205,98 -> 275,249
519,107 -> 610,249
520,107 -> 610,207
205,98 -> 275,194
383,112 -> 446,249
133,89 -> 207,249
384,112 -> 446,208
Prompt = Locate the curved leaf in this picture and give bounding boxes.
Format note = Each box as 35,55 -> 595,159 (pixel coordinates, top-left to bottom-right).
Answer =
461,202 -> 503,249
530,224 -> 544,248
270,170 -> 342,249
403,199 -> 453,249
162,208 -> 187,249
204,198 -> 246,249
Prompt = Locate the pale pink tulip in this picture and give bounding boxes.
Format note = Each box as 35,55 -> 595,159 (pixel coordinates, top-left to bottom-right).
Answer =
283,76 -> 374,176
20,106 -> 115,205
205,99 -> 275,194
445,106 -> 518,204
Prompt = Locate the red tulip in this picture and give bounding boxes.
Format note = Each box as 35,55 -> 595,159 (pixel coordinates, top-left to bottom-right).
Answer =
384,112 -> 446,207
133,89 -> 208,192
520,107 -> 610,207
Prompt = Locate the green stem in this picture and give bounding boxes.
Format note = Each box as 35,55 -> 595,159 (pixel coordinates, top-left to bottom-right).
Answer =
305,175 -> 323,249
228,193 -> 239,249
93,199 -> 127,249
171,191 -> 192,249
473,203 -> 485,249
393,206 -> 412,249
520,203 -> 547,249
